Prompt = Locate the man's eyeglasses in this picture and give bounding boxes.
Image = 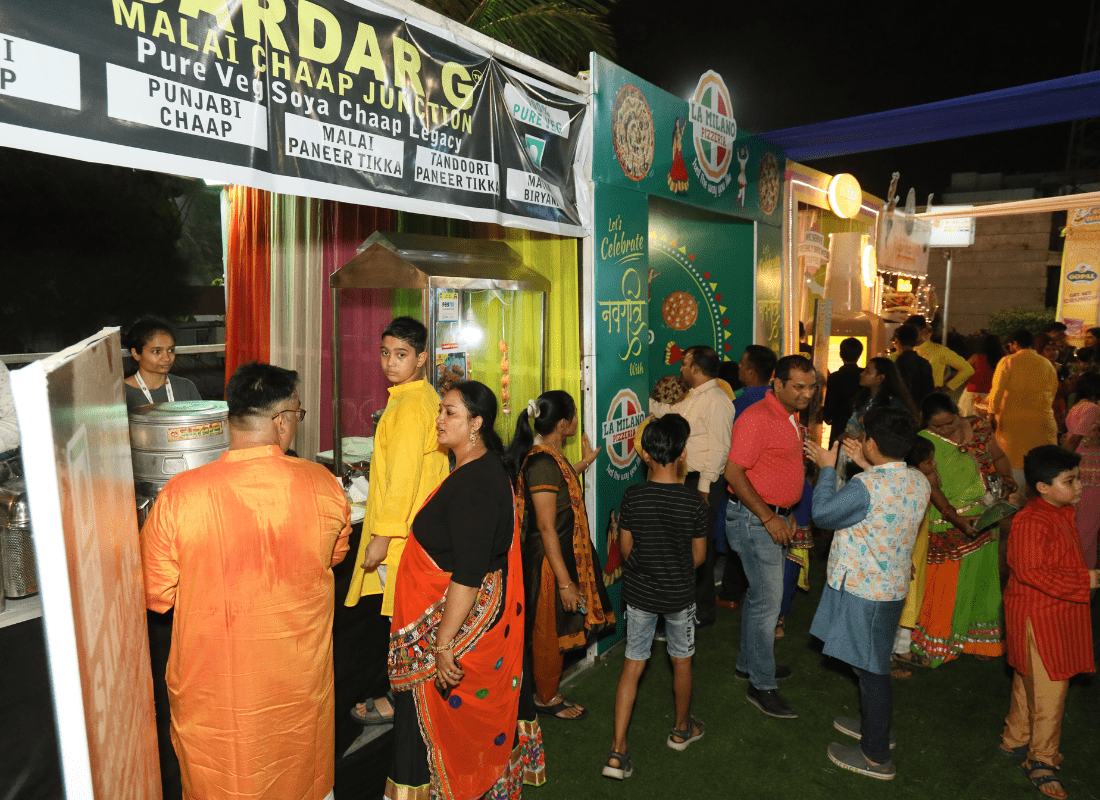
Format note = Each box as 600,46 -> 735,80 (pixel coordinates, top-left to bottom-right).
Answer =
272,409 -> 307,421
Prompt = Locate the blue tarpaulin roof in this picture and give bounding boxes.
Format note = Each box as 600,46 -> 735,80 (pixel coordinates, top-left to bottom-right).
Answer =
762,71 -> 1100,160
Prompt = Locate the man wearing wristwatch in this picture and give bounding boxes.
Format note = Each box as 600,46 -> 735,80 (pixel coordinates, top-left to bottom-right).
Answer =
724,354 -> 816,719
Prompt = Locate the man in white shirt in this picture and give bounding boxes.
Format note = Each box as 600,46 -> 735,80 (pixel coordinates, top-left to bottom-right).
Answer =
650,345 -> 735,626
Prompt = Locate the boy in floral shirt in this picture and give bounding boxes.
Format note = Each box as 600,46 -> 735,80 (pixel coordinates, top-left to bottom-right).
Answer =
804,408 -> 930,781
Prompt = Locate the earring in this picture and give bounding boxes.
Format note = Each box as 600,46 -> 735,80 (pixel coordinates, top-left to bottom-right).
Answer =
470,430 -> 477,445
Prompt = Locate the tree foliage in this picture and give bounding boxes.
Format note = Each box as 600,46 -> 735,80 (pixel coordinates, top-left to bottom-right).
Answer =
417,0 -> 616,74
985,306 -> 1056,336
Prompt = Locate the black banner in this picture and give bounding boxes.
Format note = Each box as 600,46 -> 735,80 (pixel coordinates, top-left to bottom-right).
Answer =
0,0 -> 589,235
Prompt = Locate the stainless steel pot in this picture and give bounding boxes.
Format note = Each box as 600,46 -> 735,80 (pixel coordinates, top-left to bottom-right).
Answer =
0,480 -> 37,598
129,400 -> 230,486
129,400 -> 230,451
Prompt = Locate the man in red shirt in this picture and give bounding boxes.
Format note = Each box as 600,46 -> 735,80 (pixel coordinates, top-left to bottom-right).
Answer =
724,355 -> 815,719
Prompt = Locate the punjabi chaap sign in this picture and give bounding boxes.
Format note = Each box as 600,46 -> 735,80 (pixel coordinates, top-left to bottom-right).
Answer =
0,0 -> 589,235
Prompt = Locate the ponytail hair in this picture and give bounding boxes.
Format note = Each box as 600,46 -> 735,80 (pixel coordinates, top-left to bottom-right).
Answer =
504,390 -> 577,480
452,381 -> 505,457
125,315 -> 176,354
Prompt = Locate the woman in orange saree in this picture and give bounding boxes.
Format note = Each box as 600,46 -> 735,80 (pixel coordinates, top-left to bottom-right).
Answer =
385,382 -> 544,800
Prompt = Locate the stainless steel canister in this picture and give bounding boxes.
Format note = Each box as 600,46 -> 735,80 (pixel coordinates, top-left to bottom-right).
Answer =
128,400 -> 230,498
0,480 -> 36,599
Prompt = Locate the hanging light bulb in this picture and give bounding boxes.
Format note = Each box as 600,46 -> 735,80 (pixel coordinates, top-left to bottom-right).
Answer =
460,303 -> 483,345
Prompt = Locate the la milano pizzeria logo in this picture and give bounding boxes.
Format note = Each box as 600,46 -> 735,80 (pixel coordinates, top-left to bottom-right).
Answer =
689,70 -> 737,198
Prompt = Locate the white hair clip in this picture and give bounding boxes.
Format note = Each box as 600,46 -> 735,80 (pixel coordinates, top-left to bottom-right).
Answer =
526,398 -> 541,419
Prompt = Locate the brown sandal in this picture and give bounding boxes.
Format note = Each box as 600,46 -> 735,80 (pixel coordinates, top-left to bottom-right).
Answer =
890,657 -> 912,679
1020,760 -> 1067,799
892,651 -> 932,668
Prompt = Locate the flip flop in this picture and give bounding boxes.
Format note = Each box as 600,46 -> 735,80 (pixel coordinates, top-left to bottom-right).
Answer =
535,698 -> 589,721
350,693 -> 395,726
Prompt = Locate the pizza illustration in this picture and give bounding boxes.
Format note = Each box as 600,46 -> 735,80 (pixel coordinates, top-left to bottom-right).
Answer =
612,84 -> 655,182
661,290 -> 698,331
758,151 -> 780,216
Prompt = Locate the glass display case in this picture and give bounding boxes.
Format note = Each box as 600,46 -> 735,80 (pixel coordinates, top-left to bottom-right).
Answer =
328,231 -> 550,477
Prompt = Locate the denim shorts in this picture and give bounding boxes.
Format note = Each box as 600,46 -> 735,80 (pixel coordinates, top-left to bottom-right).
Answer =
624,603 -> 696,660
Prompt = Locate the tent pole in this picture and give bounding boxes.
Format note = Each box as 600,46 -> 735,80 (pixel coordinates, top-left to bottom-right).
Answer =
941,249 -> 953,342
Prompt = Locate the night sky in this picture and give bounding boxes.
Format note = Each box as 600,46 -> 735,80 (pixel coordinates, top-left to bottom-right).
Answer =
609,1 -> 1093,202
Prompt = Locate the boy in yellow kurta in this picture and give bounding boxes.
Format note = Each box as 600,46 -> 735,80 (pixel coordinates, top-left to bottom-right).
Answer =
345,316 -> 449,724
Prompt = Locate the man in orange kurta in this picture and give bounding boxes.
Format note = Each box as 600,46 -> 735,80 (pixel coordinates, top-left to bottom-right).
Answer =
142,362 -> 351,800
989,328 -> 1059,489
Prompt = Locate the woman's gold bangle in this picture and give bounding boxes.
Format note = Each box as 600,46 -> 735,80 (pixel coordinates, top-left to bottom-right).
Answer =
433,637 -> 456,653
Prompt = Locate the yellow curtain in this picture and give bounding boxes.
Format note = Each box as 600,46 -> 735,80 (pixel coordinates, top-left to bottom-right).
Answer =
471,224 -> 582,464
384,215 -> 581,463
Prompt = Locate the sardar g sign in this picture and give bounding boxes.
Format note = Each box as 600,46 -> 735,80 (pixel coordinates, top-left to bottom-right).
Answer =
0,0 -> 589,235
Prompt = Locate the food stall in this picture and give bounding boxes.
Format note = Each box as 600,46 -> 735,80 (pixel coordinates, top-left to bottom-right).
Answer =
0,1 -> 591,797
586,55 -> 786,650
326,231 -> 549,475
876,186 -> 935,340
783,163 -> 886,371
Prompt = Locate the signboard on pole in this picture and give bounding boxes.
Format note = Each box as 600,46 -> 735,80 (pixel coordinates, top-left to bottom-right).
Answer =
1057,213 -> 1100,340
926,204 -> 976,248
10,329 -> 161,799
0,0 -> 589,235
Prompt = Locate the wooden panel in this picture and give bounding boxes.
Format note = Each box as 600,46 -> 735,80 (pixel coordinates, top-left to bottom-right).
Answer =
947,249 -> 1055,264
970,233 -> 1052,248
972,214 -> 1053,234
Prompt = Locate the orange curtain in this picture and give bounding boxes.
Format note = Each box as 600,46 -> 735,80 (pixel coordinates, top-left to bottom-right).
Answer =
225,186 -> 272,384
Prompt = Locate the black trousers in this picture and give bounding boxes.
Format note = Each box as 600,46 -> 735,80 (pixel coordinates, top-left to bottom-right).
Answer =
855,667 -> 893,763
684,473 -> 745,622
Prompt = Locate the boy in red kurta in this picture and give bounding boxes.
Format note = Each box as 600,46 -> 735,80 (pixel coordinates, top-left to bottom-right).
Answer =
1001,445 -> 1100,800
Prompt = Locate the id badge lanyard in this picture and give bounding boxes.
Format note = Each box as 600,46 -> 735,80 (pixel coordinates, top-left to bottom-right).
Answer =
135,372 -> 174,404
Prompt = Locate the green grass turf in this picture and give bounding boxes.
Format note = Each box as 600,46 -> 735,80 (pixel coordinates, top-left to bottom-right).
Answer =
532,557 -> 1100,800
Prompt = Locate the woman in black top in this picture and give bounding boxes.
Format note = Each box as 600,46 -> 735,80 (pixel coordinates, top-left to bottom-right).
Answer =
507,390 -> 613,721
123,316 -> 202,410
386,381 -> 544,800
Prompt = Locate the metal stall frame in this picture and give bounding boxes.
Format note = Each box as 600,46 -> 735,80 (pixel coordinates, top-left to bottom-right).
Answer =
329,231 -> 549,478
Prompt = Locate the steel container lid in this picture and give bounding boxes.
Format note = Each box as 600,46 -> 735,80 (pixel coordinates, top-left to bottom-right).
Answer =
0,479 -> 30,527
128,400 -> 230,451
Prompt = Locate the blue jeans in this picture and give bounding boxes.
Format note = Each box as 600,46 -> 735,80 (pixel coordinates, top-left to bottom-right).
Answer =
624,604 -> 696,660
725,500 -> 785,690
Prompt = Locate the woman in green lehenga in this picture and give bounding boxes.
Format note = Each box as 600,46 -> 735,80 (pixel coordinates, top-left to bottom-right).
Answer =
908,393 -> 1014,666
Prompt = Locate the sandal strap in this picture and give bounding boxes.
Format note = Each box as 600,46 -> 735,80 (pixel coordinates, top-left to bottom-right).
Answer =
1027,760 -> 1058,773
607,749 -> 631,766
670,716 -> 705,739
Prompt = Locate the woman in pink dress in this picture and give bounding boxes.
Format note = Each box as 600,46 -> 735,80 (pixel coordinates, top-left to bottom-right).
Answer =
1062,372 -> 1100,568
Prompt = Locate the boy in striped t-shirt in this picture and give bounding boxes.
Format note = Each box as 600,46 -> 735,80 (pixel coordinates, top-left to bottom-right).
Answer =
603,414 -> 709,781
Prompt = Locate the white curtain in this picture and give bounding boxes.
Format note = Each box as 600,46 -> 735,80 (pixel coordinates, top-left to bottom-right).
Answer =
269,195 -> 325,460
